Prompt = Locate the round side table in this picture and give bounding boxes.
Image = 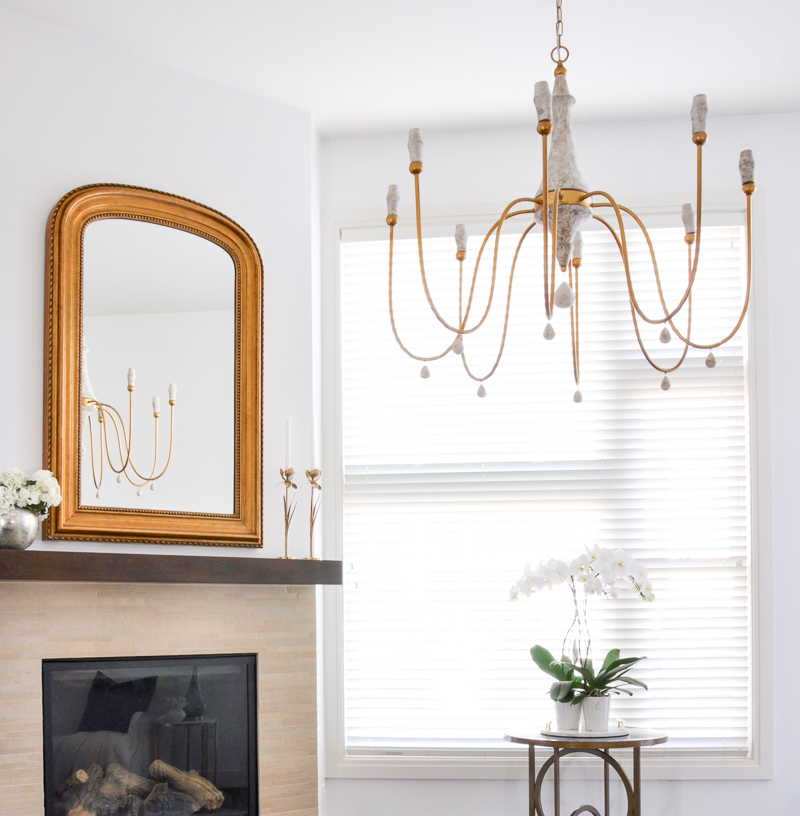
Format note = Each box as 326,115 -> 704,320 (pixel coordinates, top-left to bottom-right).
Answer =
151,718 -> 219,783
504,728 -> 667,816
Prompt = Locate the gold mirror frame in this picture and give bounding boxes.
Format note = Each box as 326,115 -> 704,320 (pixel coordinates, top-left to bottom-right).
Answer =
43,184 -> 263,546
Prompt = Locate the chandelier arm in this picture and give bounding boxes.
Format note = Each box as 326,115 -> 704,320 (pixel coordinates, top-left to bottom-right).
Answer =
148,405 -> 177,482
542,131 -> 552,321
458,258 -> 463,327
629,301 -> 691,373
669,194 -> 753,349
550,188 -> 561,315
459,200 -> 539,334
593,214 -> 690,372
412,168 -> 536,335
569,261 -> 579,385
459,221 -> 538,382
591,194 -> 693,325
613,202 -> 700,333
98,403 -> 133,474
86,415 -> 102,490
388,223 -> 457,361
100,406 -> 155,486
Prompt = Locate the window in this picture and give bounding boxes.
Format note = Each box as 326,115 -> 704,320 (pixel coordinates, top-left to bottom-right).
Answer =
326,207 -> 768,779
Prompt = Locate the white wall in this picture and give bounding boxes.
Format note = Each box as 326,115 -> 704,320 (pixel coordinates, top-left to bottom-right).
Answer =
321,112 -> 799,813
0,7 -> 320,557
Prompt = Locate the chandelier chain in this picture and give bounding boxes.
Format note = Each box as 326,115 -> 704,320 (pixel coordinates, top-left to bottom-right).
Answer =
552,0 -> 569,64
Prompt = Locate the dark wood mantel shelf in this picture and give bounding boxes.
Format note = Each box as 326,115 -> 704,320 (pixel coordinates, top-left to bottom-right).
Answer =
0,550 -> 342,585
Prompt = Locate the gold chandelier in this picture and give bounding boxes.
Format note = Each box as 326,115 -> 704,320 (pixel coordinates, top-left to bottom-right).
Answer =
80,346 -> 177,499
385,0 -> 754,401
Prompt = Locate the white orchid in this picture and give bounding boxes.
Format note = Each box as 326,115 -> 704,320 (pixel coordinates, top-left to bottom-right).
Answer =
511,545 -> 654,603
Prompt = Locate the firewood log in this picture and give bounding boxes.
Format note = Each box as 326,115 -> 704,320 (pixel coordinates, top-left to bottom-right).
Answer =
148,760 -> 224,810
65,765 -> 104,816
122,794 -> 145,816
102,763 -> 156,799
142,782 -> 199,816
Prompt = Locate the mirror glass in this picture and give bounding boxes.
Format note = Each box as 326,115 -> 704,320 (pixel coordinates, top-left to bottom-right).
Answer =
80,219 -> 235,514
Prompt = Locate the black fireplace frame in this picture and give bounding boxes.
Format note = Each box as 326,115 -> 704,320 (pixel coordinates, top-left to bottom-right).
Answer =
42,652 -> 259,815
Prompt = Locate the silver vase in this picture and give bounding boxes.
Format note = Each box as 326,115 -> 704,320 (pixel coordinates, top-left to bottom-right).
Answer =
0,508 -> 40,550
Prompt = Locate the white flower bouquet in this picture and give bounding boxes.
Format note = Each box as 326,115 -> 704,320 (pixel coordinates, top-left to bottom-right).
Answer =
0,468 -> 62,518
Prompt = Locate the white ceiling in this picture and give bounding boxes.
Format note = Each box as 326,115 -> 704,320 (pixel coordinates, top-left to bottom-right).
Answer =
1,0 -> 797,137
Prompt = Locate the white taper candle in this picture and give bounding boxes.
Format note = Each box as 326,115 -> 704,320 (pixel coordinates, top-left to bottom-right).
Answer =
285,416 -> 292,471
408,129 -> 424,164
169,383 -> 177,401
310,416 -> 316,471
127,368 -> 136,387
152,396 -> 160,414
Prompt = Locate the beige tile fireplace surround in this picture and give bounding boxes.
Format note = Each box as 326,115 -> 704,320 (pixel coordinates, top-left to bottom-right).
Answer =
0,580 -> 318,816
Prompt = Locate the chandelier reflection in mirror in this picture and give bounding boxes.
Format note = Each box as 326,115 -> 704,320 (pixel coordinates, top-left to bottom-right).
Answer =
385,0 -> 754,402
80,346 -> 177,499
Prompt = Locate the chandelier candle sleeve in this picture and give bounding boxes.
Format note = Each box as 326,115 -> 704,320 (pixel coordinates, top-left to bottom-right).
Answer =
739,150 -> 755,185
534,80 -> 552,121
169,383 -> 177,403
572,231 -> 583,262
681,203 -> 696,235
152,397 -> 160,415
455,224 -> 467,254
386,185 -> 400,218
127,368 -> 136,388
691,94 -> 708,134
408,129 -> 424,165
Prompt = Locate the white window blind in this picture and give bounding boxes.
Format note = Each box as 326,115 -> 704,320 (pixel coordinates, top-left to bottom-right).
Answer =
339,220 -> 750,756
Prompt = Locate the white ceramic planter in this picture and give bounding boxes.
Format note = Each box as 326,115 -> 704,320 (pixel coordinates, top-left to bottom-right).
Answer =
582,696 -> 611,731
554,700 -> 582,731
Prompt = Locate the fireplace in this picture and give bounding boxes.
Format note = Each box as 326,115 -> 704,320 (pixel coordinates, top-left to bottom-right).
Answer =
42,654 -> 258,816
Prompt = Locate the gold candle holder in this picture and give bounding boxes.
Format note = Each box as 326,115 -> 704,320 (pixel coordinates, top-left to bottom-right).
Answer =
304,469 -> 322,560
279,468 -> 298,558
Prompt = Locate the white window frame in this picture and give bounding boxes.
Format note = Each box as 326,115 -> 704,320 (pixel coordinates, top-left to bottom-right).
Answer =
320,194 -> 772,781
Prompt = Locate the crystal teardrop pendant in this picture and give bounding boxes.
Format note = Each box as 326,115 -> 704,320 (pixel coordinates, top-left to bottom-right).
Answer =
150,483 -> 156,491
137,487 -> 143,497
452,336 -> 464,355
659,327 -> 671,344
573,390 -> 583,403
95,491 -> 101,500
420,365 -> 430,379
116,474 -> 122,483
705,352 -> 717,368
543,323 -> 556,341
477,384 -> 487,398
554,281 -> 575,309
661,376 -> 671,391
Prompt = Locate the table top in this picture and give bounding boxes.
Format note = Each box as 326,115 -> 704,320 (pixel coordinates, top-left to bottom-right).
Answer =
504,727 -> 667,750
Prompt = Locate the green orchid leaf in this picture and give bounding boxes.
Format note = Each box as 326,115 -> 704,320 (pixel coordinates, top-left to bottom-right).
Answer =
620,677 -> 648,690
531,645 -> 566,680
601,649 -> 620,673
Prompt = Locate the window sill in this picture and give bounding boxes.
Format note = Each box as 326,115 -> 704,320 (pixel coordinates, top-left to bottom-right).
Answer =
327,748 -> 771,781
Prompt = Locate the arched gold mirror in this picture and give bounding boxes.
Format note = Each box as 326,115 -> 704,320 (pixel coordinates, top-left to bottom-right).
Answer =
43,184 -> 263,546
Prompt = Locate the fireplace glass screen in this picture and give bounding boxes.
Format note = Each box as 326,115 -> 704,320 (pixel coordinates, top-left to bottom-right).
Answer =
43,654 -> 257,816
